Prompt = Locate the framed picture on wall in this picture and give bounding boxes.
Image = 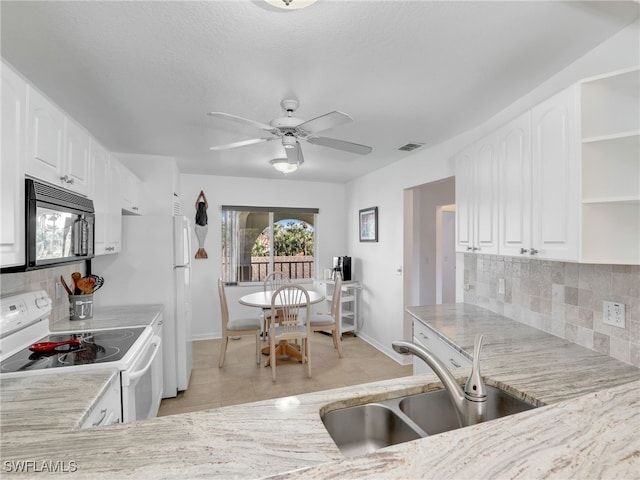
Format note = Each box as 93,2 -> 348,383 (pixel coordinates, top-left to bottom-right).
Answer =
359,207 -> 378,242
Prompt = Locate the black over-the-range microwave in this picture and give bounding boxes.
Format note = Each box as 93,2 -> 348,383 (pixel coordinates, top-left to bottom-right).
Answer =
19,178 -> 95,271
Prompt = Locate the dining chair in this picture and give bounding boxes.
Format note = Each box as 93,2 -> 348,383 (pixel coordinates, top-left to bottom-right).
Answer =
262,271 -> 291,338
269,284 -> 311,381
217,278 -> 261,368
309,275 -> 344,358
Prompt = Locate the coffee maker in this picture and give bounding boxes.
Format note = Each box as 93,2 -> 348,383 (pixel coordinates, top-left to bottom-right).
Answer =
332,256 -> 352,281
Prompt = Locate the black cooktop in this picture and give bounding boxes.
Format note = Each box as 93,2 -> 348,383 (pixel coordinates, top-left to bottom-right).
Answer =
0,327 -> 146,373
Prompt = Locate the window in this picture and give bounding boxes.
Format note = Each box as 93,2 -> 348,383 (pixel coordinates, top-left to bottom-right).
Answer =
221,206 -> 318,284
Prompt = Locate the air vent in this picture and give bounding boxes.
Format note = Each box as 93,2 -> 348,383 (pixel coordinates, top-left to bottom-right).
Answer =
173,194 -> 183,216
397,142 -> 424,152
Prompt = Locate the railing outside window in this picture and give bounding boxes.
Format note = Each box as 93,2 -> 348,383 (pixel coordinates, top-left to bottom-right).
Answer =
251,256 -> 314,282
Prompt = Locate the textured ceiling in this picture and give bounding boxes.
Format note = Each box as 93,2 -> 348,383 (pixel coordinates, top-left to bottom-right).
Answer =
1,1 -> 638,183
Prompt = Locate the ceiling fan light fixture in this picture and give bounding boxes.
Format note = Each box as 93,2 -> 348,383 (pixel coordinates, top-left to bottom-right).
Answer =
264,0 -> 318,10
282,135 -> 297,149
270,158 -> 299,175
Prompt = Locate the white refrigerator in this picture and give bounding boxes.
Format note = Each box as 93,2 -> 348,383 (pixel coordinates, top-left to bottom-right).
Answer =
93,215 -> 193,398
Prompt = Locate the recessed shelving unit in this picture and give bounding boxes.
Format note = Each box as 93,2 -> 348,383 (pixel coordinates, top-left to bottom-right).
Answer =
580,67 -> 640,264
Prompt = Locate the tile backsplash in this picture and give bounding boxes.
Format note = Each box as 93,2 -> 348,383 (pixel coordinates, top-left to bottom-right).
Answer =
1,263 -> 87,323
463,254 -> 640,367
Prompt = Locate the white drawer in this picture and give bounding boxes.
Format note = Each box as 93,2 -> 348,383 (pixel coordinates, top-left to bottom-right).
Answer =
413,321 -> 471,375
79,373 -> 122,429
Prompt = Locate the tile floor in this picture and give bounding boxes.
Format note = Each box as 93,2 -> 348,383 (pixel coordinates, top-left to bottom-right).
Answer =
158,333 -> 412,416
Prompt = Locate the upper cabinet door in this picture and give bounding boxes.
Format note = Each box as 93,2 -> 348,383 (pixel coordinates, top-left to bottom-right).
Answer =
91,142 -> 110,255
473,133 -> 499,254
531,86 -> 580,261
26,85 -> 65,183
454,147 -> 474,253
498,111 -> 532,257
64,118 -> 91,196
1,64 -> 27,268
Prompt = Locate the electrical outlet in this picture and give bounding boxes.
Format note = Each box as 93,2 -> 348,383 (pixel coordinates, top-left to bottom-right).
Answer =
498,278 -> 505,295
603,301 -> 625,328
55,281 -> 62,299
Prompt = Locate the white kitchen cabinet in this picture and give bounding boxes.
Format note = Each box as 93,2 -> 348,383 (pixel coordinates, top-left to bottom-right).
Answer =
121,166 -> 144,215
454,146 -> 474,253
498,111 -> 532,257
412,320 -> 471,376
455,133 -> 498,254
79,373 -> 121,429
63,118 -> 92,196
25,85 -> 91,196
579,68 -> 639,264
313,280 -> 360,338
1,63 -> 26,268
92,145 -> 122,255
531,86 -> 580,262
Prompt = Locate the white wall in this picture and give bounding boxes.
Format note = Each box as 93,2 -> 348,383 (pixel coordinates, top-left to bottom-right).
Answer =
345,19 -> 640,364
180,174 -> 347,340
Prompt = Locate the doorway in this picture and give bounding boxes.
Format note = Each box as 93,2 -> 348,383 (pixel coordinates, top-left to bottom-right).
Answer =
436,204 -> 456,304
403,177 -> 456,310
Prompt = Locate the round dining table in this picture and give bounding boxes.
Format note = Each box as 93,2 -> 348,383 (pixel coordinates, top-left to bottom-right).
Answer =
239,289 -> 325,365
238,289 -> 325,308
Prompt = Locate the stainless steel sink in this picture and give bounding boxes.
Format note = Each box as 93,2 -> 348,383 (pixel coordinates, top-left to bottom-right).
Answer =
320,403 -> 423,458
321,385 -> 536,458
399,385 -> 536,435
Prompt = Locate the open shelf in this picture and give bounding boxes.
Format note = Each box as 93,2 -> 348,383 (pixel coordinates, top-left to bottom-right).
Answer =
313,280 -> 360,337
581,203 -> 640,265
581,68 -> 639,139
582,196 -> 639,205
579,68 -> 640,264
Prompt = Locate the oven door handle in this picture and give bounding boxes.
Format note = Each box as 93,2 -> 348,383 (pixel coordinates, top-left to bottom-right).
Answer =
123,335 -> 162,385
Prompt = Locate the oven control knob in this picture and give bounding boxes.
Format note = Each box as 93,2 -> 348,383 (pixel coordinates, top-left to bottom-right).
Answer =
36,297 -> 51,308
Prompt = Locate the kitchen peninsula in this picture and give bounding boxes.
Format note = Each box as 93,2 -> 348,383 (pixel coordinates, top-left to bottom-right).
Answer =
1,304 -> 638,478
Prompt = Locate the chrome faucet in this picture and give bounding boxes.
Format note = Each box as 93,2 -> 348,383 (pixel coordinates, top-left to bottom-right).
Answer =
392,334 -> 487,427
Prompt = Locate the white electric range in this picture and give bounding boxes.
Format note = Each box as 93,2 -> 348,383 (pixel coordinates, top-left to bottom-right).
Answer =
0,290 -> 163,424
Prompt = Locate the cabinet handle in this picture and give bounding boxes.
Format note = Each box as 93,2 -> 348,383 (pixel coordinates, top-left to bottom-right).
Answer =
449,358 -> 462,368
520,248 -> 529,254
466,246 -> 473,251
59,175 -> 74,185
530,248 -> 539,255
472,247 -> 479,251
132,206 -> 139,211
92,408 -> 108,427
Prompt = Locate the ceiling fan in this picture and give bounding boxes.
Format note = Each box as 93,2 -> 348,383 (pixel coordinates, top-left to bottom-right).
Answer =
208,99 -> 372,171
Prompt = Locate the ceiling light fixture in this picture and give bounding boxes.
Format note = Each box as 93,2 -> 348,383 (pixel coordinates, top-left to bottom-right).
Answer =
281,135 -> 297,149
270,158 -> 299,175
264,0 -> 318,10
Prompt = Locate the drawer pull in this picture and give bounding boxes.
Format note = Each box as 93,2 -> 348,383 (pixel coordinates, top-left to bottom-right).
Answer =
92,408 -> 108,427
449,358 -> 461,368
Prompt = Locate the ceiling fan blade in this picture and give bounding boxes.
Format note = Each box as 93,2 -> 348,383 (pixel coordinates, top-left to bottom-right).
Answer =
207,112 -> 275,132
285,141 -> 304,166
209,137 -> 274,151
296,111 -> 353,134
307,136 -> 372,155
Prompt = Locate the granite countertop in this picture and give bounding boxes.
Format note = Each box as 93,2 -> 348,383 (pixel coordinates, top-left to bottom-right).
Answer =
1,304 -> 638,479
1,370 -> 119,436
